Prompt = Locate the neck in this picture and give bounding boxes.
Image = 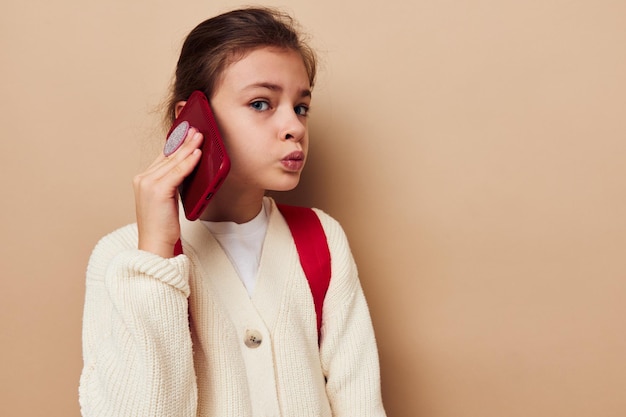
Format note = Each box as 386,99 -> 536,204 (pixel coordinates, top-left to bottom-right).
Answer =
198,186 -> 266,223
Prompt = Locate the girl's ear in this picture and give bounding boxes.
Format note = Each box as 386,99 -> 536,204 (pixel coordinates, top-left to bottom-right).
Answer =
174,101 -> 187,118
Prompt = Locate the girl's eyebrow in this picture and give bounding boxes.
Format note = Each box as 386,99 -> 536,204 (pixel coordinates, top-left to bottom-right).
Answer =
244,82 -> 311,98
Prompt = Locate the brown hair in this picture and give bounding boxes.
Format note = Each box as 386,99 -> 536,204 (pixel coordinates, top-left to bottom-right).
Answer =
164,7 -> 317,126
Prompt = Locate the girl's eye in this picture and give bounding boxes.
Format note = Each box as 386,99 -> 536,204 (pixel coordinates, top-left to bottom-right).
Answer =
250,100 -> 270,111
295,105 -> 309,116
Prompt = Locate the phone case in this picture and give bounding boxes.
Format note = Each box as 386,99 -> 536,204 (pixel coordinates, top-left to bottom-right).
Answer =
165,90 -> 230,220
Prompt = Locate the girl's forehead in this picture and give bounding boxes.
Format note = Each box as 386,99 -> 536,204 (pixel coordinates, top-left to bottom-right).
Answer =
217,47 -> 310,91
227,47 -> 306,71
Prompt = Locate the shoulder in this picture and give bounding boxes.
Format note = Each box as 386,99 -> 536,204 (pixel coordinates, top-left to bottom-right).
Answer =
92,223 -> 139,256
269,198 -> 350,249
86,223 -> 138,282
309,207 -> 358,284
311,208 -> 352,257
268,198 -> 353,260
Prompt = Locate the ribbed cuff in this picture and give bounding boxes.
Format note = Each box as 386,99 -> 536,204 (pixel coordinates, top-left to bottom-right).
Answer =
107,249 -> 191,297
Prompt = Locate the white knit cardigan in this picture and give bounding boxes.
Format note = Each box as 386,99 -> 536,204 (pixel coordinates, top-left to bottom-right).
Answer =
79,198 -> 386,417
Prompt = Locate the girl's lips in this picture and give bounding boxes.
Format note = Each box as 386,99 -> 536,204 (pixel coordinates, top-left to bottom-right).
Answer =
281,151 -> 305,171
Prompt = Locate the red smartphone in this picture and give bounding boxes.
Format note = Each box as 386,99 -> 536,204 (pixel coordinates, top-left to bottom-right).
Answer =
164,90 -> 230,221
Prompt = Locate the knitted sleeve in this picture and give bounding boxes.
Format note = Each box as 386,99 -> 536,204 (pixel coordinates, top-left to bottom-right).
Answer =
314,211 -> 387,417
79,224 -> 198,417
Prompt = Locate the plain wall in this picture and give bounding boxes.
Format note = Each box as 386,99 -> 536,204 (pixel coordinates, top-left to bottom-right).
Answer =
1,0 -> 625,416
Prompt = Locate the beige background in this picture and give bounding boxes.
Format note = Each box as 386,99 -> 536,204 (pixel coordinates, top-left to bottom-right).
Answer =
2,0 -> 625,416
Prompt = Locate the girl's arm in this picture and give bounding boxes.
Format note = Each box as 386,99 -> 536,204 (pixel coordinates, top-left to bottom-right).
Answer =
80,129 -> 203,416
79,227 -> 197,417
317,212 -> 387,417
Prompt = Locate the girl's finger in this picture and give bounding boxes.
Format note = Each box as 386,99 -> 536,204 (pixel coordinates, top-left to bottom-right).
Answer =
143,129 -> 203,178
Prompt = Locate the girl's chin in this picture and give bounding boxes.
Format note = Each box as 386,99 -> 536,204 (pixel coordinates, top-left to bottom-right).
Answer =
268,177 -> 301,192
269,184 -> 299,193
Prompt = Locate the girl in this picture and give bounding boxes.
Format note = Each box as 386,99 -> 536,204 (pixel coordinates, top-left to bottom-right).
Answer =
79,7 -> 386,417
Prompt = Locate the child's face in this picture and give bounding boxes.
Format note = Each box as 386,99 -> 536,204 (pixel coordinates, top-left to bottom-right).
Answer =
210,46 -> 312,194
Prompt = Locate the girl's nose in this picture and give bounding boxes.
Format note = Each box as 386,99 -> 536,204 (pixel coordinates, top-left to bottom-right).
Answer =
279,108 -> 306,142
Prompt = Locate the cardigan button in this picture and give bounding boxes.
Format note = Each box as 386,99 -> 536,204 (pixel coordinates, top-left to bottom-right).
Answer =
244,329 -> 263,348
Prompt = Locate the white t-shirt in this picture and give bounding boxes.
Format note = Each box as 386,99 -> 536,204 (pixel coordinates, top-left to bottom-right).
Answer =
201,198 -> 270,296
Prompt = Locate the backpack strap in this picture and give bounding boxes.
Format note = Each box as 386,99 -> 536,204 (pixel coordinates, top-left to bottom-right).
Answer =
174,239 -> 184,256
172,203 -> 332,345
277,204 -> 331,345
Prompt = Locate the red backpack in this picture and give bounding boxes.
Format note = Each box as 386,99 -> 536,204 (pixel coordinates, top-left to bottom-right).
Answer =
175,204 -> 331,345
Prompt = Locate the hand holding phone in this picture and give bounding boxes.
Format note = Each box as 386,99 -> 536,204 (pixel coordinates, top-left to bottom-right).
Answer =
165,90 -> 230,220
